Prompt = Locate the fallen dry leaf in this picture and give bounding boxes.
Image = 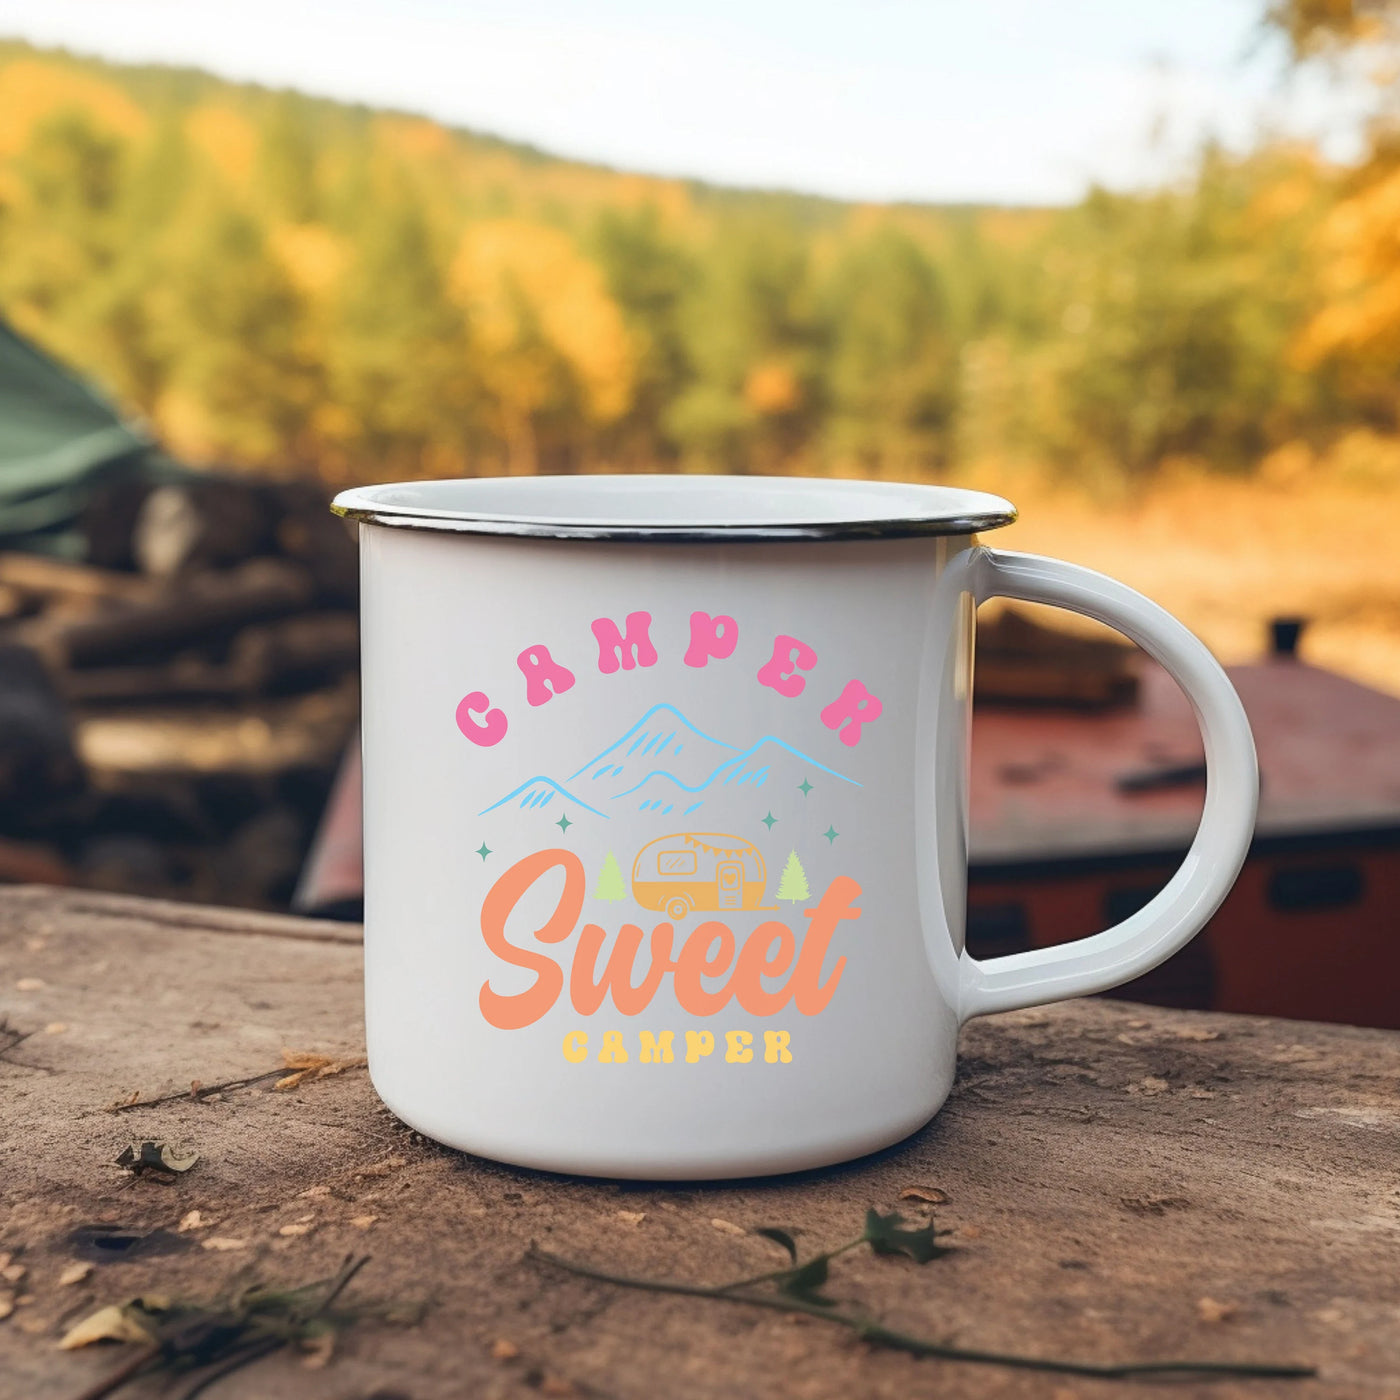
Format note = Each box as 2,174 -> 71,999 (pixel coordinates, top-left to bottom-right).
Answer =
43,1022 -> 67,1035
0,1253 -> 9,1270
710,1218 -> 746,1236
201,1237 -> 246,1252
58,1262 -> 93,1287
350,1215 -> 378,1230
58,1304 -> 155,1350
1,1264 -> 26,1285
1197,1297 -> 1238,1324
15,978 -> 44,992
491,1337 -> 521,1361
540,1374 -> 577,1397
355,1156 -> 406,1179
958,1224 -> 983,1240
278,1222 -> 315,1237
898,1186 -> 949,1205
275,1048 -> 367,1091
0,1294 -> 13,1321
1173,1027 -> 1221,1041
616,1210 -> 646,1225
177,1210 -> 208,1233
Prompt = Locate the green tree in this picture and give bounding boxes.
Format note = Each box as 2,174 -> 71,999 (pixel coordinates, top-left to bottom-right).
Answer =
591,204 -> 693,467
668,214 -> 823,470
594,851 -> 627,902
328,185 -> 476,477
823,226 -> 956,473
1042,153 -> 1320,479
156,193 -> 320,467
257,91 -> 319,222
90,111 -> 194,416
0,111 -> 128,365
776,850 -> 809,904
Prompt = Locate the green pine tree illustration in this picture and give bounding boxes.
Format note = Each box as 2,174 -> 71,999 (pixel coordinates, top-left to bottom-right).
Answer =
776,850 -> 810,903
594,850 -> 628,901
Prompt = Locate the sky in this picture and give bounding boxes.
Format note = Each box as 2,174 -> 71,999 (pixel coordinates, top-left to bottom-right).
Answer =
0,0 -> 1365,204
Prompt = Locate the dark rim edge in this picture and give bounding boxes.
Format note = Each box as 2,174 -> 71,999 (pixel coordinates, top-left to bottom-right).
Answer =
330,504 -> 1019,541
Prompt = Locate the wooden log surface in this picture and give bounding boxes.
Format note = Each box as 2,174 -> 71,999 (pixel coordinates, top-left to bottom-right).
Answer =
1,884 -> 1398,1400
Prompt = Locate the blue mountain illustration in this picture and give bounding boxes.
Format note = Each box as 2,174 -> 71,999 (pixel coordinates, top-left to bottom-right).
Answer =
479,776 -> 608,817
480,702 -> 858,818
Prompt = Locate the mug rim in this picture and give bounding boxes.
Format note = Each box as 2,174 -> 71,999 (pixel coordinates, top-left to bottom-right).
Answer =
331,474 -> 1017,542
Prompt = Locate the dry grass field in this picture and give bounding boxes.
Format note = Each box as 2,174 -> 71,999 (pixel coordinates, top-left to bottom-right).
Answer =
972,468 -> 1400,696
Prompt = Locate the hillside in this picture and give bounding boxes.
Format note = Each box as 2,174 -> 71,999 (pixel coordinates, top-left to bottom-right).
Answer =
0,39 -> 1050,482
1,39 -> 1399,694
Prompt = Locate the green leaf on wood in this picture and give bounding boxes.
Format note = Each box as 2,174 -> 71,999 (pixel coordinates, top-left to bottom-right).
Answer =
777,1254 -> 837,1307
862,1209 -> 952,1263
528,1204 -> 1315,1383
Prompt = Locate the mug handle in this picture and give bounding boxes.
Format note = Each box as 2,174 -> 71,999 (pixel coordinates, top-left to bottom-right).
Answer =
957,547 -> 1259,1021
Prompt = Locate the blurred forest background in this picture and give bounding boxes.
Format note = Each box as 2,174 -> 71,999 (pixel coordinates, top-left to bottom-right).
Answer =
1,0 -> 1398,688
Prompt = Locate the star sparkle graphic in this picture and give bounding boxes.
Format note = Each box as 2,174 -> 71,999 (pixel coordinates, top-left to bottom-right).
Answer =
822,825 -> 839,844
555,813 -> 573,833
761,811 -> 778,830
798,778 -> 813,797
475,842 -> 492,860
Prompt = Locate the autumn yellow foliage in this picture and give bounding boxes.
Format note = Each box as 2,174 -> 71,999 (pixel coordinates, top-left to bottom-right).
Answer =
0,58 -> 145,157
1296,165 -> 1400,366
450,219 -> 634,424
0,38 -> 1398,686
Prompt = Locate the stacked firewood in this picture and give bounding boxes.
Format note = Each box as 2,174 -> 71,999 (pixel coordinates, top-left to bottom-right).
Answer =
0,474 -> 360,910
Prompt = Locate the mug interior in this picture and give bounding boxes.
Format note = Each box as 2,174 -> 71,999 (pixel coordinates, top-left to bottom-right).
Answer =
332,474 -> 1017,540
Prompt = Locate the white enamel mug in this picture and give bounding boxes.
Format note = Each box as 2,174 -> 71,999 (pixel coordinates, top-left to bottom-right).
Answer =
332,476 -> 1257,1179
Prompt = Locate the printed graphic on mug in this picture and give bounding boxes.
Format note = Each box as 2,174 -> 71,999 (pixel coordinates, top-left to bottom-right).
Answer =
456,611 -> 878,1064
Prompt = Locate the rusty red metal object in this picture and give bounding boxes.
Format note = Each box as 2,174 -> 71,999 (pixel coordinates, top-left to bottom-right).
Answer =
968,659 -> 1400,1028
291,732 -> 362,918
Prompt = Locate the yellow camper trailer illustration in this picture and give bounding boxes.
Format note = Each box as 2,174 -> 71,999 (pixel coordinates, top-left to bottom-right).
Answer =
631,833 -> 768,921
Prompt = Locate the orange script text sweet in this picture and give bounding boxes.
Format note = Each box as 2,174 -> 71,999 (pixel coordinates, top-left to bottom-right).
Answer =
479,849 -> 861,1030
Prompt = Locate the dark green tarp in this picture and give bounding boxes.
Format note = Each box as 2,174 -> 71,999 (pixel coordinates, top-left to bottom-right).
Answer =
0,318 -> 180,556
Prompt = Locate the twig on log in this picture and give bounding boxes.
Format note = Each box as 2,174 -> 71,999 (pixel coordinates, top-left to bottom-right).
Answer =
107,1052 -> 366,1113
528,1244 -> 1314,1382
107,1069 -> 288,1113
